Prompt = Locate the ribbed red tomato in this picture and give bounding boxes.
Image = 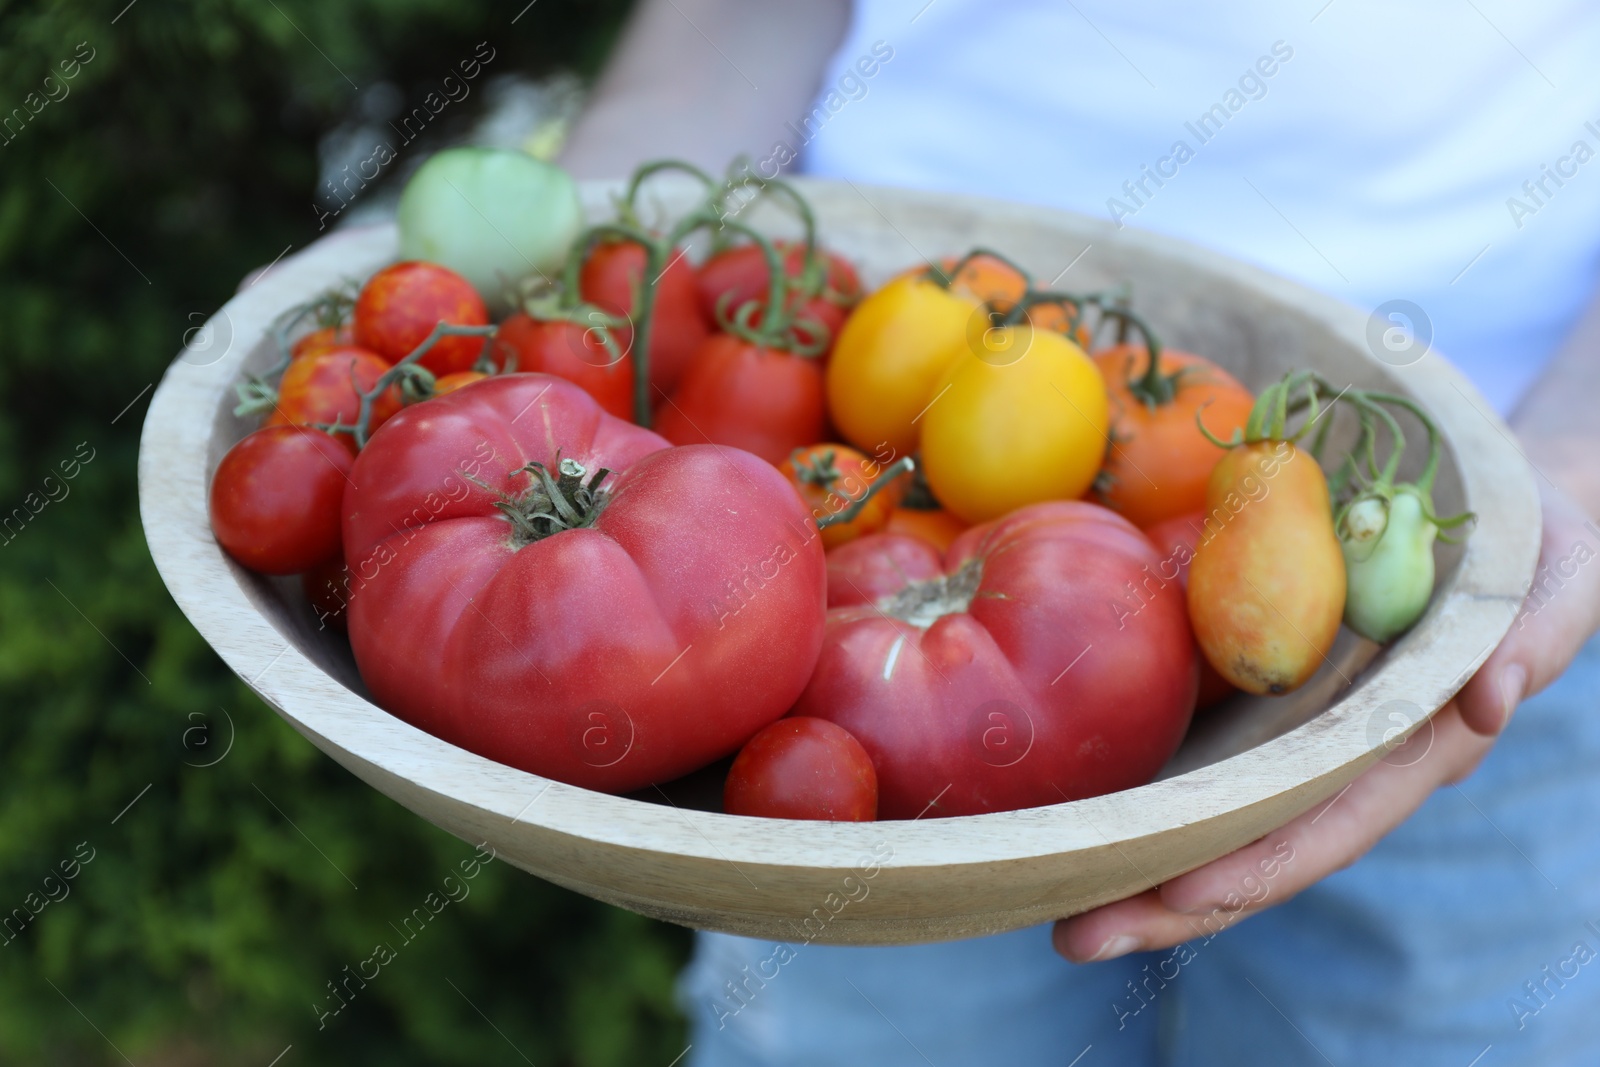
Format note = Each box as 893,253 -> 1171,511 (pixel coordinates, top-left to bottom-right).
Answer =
794,502 -> 1197,818
341,374 -> 828,792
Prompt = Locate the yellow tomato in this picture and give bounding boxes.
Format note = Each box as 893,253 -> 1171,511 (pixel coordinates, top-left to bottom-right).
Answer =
826,273 -> 978,457
920,325 -> 1110,524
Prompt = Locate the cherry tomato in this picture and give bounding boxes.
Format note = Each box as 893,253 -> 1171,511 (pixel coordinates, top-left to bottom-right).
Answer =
779,444 -> 908,549
291,324 -> 355,360
342,374 -> 827,792
897,255 -> 1092,344
302,558 -> 352,633
432,371 -> 488,397
1188,440 -> 1346,695
697,241 -> 861,350
653,335 -> 827,466
353,261 -> 490,377
795,502 -> 1196,818
883,507 -> 967,553
263,347 -> 401,440
492,310 -> 634,420
210,426 -> 352,576
1093,345 -> 1255,529
1143,512 -> 1235,709
723,717 -> 878,821
580,239 -> 709,395
920,324 -> 1110,524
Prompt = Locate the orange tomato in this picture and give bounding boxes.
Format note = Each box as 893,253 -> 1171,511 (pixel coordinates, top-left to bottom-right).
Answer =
779,444 -> 909,549
1187,441 -> 1346,695
1142,511 -> 1235,710
1093,345 -> 1255,529
883,506 -> 967,554
432,371 -> 488,396
291,324 -> 355,361
898,255 -> 1092,345
265,347 -> 401,441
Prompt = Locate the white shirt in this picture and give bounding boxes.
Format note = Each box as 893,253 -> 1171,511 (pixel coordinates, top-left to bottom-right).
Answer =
801,0 -> 1600,412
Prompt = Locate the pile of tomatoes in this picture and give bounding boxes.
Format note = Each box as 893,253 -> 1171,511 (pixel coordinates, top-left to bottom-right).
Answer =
210,154 -> 1462,824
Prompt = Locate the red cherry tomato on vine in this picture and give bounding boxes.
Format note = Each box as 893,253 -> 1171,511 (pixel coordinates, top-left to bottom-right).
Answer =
264,347 -> 401,441
492,311 -> 634,421
210,426 -> 352,575
724,717 -> 878,821
696,241 -> 861,351
353,261 -> 490,376
653,335 -> 827,466
580,239 -> 708,395
778,444 -> 907,549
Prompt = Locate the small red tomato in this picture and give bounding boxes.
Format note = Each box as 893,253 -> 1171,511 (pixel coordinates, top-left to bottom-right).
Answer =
353,261 -> 490,376
883,507 -> 968,554
302,558 -> 352,633
696,242 -> 862,352
291,324 -> 355,361
210,426 -> 351,575
432,371 -> 488,397
492,311 -> 634,420
264,347 -> 400,440
1144,511 -> 1236,709
724,717 -> 878,821
779,444 -> 908,549
579,240 -> 708,395
653,335 -> 826,466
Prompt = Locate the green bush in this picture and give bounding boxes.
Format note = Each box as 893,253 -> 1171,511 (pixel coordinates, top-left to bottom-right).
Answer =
0,2 -> 694,1063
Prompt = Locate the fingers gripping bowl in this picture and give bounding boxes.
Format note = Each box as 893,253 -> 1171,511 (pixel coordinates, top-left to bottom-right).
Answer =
139,180 -> 1538,945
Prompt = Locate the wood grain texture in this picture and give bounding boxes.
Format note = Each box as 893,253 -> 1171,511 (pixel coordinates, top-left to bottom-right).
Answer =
137,180 -> 1539,945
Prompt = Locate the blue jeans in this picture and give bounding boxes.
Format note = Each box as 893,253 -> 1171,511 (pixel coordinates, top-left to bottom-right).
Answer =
679,636 -> 1600,1065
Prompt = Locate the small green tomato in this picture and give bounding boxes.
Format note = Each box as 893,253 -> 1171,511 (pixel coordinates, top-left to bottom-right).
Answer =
1341,487 -> 1437,643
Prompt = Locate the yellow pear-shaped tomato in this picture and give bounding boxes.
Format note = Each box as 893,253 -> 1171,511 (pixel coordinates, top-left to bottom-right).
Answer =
1187,441 -> 1346,695
826,274 -> 979,457
920,324 -> 1110,524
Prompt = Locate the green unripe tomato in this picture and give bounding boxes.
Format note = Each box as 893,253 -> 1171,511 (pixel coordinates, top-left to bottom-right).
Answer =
398,148 -> 582,310
1342,488 -> 1437,643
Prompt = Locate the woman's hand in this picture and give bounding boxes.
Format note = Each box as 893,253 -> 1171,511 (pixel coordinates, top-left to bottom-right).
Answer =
1053,481 -> 1600,963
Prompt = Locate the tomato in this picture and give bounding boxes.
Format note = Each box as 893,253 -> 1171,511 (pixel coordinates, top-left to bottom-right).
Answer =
1143,512 -> 1235,709
341,374 -> 827,792
696,241 -> 861,349
723,717 -> 877,821
1339,486 -> 1438,643
795,502 -> 1197,818
827,272 -> 979,457
492,310 -> 634,421
1093,345 -> 1255,529
653,335 -> 827,466
883,507 -> 967,553
778,444 -> 907,549
263,347 -> 401,441
895,255 -> 1091,344
580,239 -> 709,395
353,261 -> 490,377
210,426 -> 352,576
291,324 -> 354,360
432,371 -> 488,397
920,324 -> 1110,524
1188,440 -> 1346,695
302,558 -> 352,633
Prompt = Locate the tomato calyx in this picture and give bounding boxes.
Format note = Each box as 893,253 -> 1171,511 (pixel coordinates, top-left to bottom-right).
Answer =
877,556 -> 984,628
788,447 -> 847,489
485,456 -> 615,547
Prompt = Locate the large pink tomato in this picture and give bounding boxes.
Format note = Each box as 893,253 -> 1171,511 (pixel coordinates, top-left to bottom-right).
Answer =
341,374 -> 828,792
794,502 -> 1197,818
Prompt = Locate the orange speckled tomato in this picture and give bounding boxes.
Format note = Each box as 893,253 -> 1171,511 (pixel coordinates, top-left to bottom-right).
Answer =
883,507 -> 967,554
353,261 -> 489,376
291,324 -> 355,360
432,371 -> 488,397
920,324 -> 1110,524
264,347 -> 401,440
1093,345 -> 1255,529
1187,441 -> 1346,695
779,444 -> 908,549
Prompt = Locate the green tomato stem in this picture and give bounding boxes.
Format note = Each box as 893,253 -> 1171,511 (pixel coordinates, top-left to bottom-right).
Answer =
815,457 -> 915,530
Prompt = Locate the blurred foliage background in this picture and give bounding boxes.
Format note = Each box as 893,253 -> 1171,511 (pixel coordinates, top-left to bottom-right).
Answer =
0,1 -> 703,1064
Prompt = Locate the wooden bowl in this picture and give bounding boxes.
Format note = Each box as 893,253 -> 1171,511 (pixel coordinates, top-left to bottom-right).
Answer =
139,179 -> 1538,945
